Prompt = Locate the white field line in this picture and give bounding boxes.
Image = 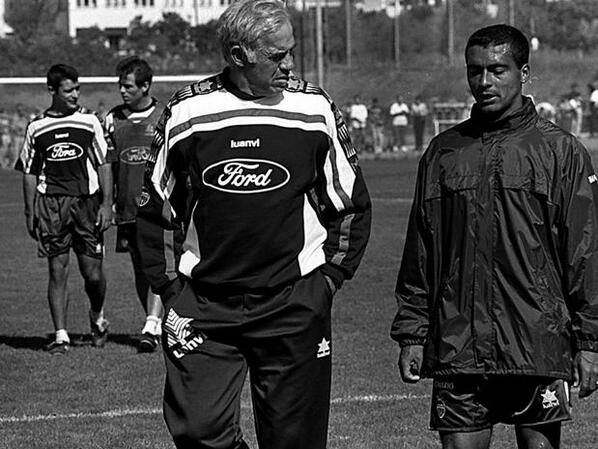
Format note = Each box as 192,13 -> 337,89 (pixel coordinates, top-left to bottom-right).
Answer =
0,202 -> 23,209
0,394 -> 429,424
0,198 -> 412,211
371,197 -> 413,204
0,75 -> 213,85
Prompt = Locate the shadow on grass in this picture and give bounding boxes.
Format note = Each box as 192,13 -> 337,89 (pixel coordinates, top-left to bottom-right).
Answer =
0,333 -> 142,351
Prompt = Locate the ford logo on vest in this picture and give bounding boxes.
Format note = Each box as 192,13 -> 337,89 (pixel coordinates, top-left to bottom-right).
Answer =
202,158 -> 290,194
120,146 -> 150,165
47,142 -> 84,161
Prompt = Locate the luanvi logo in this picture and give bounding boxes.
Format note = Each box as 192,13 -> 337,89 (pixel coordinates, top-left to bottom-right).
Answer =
230,138 -> 261,149
47,142 -> 84,161
120,146 -> 151,165
202,158 -> 290,194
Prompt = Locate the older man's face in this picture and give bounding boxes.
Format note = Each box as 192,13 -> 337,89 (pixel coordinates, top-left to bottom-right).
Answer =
244,20 -> 295,97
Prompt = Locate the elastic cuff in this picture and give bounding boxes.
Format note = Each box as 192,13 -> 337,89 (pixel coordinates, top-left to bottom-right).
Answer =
575,340 -> 598,352
398,338 -> 426,347
319,264 -> 345,289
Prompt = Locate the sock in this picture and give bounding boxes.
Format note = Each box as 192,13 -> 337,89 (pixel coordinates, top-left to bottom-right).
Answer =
56,329 -> 70,343
89,309 -> 107,331
142,315 -> 162,336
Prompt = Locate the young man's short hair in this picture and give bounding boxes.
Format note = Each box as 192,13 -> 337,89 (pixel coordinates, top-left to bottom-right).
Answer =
466,24 -> 530,69
116,56 -> 153,87
47,64 -> 79,91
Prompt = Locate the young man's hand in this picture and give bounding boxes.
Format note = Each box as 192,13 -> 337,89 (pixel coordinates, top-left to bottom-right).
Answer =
96,204 -> 113,232
574,350 -> 598,398
398,344 -> 424,383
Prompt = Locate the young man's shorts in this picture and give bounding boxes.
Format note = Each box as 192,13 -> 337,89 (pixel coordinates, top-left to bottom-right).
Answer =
35,194 -> 104,259
115,222 -> 138,253
430,375 -> 571,431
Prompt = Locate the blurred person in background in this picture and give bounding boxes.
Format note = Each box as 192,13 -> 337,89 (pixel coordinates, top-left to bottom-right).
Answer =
535,99 -> 556,123
568,83 -> 583,136
392,24 -> 598,449
16,64 -> 112,354
104,56 -> 164,353
389,94 -> 410,153
410,95 -> 428,153
588,82 -> 598,137
368,96 -> 385,155
349,94 -> 368,152
136,0 -> 371,448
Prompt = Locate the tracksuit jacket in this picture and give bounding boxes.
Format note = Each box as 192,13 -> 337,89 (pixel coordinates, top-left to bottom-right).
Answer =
391,97 -> 598,380
136,69 -> 371,297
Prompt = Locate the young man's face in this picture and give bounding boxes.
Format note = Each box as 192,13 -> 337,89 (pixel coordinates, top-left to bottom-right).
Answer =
119,73 -> 149,109
244,20 -> 295,97
50,79 -> 80,111
466,43 -> 529,120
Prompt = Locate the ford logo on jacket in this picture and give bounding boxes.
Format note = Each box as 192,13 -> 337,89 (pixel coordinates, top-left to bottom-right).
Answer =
202,158 -> 290,194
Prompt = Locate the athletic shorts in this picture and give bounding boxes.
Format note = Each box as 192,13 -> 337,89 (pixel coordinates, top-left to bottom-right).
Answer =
430,375 -> 571,432
35,194 -> 104,259
115,222 -> 138,253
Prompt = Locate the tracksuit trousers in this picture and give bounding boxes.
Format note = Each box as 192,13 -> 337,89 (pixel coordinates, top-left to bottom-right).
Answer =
161,270 -> 333,449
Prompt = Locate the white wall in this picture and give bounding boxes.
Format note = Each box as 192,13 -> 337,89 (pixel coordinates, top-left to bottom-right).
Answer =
68,0 -> 231,37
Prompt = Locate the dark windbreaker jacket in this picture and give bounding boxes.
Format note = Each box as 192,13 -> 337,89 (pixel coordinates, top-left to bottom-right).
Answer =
391,97 -> 598,379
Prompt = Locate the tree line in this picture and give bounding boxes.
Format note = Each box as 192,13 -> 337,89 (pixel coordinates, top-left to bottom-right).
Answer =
1,0 -> 598,77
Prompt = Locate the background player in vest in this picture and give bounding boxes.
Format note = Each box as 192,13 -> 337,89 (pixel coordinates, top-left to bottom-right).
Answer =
104,57 -> 164,353
136,1 -> 372,447
16,64 -> 112,354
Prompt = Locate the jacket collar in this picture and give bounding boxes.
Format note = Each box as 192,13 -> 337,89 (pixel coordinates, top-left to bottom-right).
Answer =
470,96 -> 537,134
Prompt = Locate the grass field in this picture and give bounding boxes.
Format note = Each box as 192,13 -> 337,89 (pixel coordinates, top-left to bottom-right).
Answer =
2,150 -> 598,449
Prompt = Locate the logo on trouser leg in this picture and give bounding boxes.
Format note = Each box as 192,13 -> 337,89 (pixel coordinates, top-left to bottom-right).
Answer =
164,309 -> 206,359
541,388 -> 559,409
317,338 -> 331,358
436,399 -> 447,419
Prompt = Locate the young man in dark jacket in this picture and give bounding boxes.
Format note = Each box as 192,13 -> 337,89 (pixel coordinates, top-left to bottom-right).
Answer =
391,24 -> 598,449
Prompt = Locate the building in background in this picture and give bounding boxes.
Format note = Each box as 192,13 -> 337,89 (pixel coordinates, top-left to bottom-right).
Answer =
68,0 -> 232,45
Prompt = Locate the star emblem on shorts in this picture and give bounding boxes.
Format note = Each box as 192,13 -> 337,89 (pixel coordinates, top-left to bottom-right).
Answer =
541,388 -> 559,409
317,337 -> 330,358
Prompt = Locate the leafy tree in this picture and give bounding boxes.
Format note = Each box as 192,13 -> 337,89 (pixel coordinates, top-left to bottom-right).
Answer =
155,12 -> 191,48
190,20 -> 223,71
538,0 -> 598,51
124,16 -> 157,56
4,0 -> 67,43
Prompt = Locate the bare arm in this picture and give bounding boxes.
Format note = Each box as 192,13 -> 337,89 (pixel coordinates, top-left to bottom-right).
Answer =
22,174 -> 37,240
96,163 -> 113,232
